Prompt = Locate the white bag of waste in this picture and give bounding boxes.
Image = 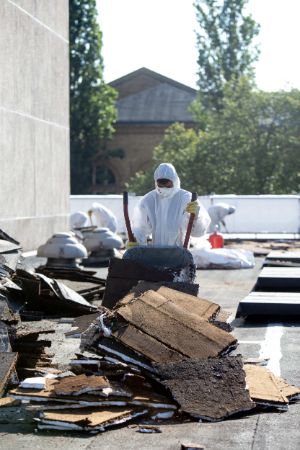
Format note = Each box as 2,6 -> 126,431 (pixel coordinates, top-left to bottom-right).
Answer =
190,247 -> 255,269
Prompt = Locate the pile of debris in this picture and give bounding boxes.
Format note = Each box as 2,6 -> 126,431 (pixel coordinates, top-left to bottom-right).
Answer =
6,284 -> 299,433
1,228 -> 300,435
0,228 -> 105,411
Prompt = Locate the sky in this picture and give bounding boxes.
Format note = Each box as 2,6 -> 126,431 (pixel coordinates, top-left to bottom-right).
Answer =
97,0 -> 300,91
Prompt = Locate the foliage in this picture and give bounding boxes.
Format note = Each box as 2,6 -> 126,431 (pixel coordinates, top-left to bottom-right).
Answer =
194,0 -> 260,111
125,124 -> 199,195
195,80 -> 300,194
127,80 -> 300,195
70,0 -> 118,194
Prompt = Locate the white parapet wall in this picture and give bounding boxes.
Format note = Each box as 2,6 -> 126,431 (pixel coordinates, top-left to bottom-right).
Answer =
70,194 -> 300,235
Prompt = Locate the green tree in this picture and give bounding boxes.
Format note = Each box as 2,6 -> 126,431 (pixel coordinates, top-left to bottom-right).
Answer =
197,80 -> 300,194
194,0 -> 260,111
70,0 -> 118,194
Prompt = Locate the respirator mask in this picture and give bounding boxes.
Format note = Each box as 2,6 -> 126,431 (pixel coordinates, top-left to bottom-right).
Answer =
156,186 -> 175,198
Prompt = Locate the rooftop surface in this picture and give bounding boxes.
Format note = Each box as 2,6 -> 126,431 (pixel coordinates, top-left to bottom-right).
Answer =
1,240 -> 300,449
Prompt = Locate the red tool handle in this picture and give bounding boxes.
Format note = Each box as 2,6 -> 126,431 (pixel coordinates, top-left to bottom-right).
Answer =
123,191 -> 136,242
183,192 -> 198,249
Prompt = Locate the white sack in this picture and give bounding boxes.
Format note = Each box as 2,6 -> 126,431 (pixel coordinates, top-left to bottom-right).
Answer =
190,247 -> 255,269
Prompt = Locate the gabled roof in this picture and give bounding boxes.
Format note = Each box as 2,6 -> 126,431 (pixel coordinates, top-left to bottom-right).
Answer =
116,82 -> 196,123
110,67 -> 197,98
110,68 -> 197,123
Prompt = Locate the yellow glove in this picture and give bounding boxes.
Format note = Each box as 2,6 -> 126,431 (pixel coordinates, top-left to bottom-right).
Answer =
185,201 -> 200,217
126,241 -> 139,249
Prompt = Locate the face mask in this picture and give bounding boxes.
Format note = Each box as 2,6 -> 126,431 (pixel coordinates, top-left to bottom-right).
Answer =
156,186 -> 175,198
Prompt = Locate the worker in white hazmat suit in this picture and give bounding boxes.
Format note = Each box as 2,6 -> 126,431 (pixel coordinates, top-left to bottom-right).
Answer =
88,202 -> 118,233
128,163 -> 210,247
70,211 -> 89,229
207,203 -> 236,233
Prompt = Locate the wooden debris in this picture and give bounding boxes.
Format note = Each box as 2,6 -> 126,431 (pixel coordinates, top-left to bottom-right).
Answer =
113,324 -> 184,363
116,290 -> 236,358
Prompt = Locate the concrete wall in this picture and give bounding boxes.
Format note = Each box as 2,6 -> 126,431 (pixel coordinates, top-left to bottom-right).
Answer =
70,194 -> 300,235
0,0 -> 70,251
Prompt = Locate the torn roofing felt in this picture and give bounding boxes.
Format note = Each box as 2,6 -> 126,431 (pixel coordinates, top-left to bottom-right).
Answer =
13,269 -> 98,316
130,281 -> 199,298
154,356 -> 255,421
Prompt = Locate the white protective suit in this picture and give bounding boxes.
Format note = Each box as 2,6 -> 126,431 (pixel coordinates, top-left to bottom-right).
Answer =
132,163 -> 211,246
207,203 -> 236,233
90,202 -> 118,233
70,211 -> 89,229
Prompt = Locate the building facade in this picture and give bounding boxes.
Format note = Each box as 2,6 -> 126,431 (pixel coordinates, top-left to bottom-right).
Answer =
91,68 -> 197,194
0,0 -> 70,250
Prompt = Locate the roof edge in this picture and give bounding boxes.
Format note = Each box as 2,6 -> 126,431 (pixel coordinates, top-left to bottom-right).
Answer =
109,67 -> 197,94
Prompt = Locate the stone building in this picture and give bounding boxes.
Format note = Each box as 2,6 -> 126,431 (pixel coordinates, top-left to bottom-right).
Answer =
91,67 -> 197,194
0,1 -> 70,250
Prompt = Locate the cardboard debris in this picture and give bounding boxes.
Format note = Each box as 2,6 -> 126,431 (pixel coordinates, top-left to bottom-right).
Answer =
10,375 -> 176,412
0,396 -> 21,407
244,364 -> 300,409
154,356 -> 255,422
36,407 -> 148,432
275,376 -> 300,401
53,374 -> 110,396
